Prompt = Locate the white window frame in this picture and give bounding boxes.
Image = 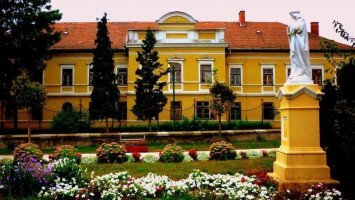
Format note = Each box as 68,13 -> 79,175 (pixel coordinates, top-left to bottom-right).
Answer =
198,60 -> 214,90
60,64 -> 74,93
311,65 -> 324,86
229,64 -> 243,87
167,60 -> 184,91
261,64 -> 275,93
115,65 -> 128,87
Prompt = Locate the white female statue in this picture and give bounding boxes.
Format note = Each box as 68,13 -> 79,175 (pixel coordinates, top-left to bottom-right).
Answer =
285,11 -> 313,85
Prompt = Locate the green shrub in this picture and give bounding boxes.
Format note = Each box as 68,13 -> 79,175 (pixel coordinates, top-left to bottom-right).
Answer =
50,110 -> 92,132
49,145 -> 82,163
209,141 -> 236,160
13,143 -> 44,162
159,144 -> 184,163
96,142 -> 127,163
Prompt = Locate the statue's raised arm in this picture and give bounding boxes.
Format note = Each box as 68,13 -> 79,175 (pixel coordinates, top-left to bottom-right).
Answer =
285,11 -> 313,85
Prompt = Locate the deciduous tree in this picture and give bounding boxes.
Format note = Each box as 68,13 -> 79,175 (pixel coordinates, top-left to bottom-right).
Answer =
209,81 -> 236,137
11,74 -> 47,143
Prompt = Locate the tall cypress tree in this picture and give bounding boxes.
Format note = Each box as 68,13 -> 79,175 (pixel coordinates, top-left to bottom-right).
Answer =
132,29 -> 169,131
90,13 -> 119,133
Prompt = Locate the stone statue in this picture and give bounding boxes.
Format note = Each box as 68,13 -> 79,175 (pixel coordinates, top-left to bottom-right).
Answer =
285,11 -> 313,85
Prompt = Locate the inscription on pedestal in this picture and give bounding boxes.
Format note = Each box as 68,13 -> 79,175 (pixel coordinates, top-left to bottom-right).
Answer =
281,116 -> 288,140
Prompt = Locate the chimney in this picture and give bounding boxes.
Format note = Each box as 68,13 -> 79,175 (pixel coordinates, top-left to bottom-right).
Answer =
310,22 -> 319,36
239,10 -> 246,27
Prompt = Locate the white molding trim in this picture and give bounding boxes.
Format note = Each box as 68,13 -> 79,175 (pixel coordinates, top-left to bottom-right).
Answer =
87,64 -> 93,92
125,43 -> 229,48
277,86 -> 324,100
156,11 -> 197,23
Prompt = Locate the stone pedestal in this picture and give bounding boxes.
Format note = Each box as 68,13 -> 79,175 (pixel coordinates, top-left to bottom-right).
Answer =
268,84 -> 338,192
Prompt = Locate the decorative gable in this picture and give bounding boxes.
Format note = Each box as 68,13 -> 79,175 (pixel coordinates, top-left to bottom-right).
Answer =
156,11 -> 197,24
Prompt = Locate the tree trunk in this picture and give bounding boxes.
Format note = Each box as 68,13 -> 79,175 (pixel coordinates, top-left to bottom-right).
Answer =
111,117 -> 114,129
148,118 -> 152,132
27,108 -> 32,143
218,114 -> 222,138
105,115 -> 109,133
14,106 -> 18,130
0,100 -> 3,130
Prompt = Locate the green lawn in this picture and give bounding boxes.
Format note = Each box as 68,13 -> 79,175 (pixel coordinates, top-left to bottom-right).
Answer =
0,139 -> 281,155
82,157 -> 275,180
0,139 -> 280,155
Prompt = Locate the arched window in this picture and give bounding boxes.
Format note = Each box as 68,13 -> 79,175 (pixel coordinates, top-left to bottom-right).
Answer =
62,102 -> 73,112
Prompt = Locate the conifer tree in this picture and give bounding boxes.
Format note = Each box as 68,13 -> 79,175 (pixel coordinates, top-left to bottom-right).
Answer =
132,29 -> 169,131
90,13 -> 119,133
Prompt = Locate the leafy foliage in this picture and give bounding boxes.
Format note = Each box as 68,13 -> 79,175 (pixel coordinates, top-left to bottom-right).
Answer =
209,81 -> 236,136
50,109 -> 92,132
10,74 -> 47,110
132,29 -> 169,131
13,143 -> 44,162
96,142 -> 127,163
90,13 -> 120,132
49,145 -> 82,164
320,21 -> 354,198
159,144 -> 184,163
0,0 -> 61,130
209,141 -> 236,160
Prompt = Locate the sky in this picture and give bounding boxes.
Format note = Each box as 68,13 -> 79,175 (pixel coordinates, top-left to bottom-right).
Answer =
51,0 -> 355,45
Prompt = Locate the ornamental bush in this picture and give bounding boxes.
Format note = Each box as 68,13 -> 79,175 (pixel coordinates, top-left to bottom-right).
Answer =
49,145 -> 82,163
51,109 -> 92,133
13,143 -> 44,162
159,144 -> 184,163
209,141 -> 236,160
53,158 -> 85,186
96,142 -> 127,163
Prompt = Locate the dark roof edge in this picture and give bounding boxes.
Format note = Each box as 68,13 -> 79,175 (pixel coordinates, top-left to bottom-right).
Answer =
49,49 -> 125,53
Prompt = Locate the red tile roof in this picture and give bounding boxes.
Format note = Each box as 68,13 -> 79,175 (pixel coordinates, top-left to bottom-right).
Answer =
51,21 -> 351,51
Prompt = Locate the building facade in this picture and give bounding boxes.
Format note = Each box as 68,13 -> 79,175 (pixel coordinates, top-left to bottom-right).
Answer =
2,11 -> 343,129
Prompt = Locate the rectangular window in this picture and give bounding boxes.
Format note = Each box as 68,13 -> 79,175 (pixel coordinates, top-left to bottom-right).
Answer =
263,102 -> 274,120
200,64 -> 212,83
31,107 -> 43,120
170,101 -> 182,120
118,102 -> 127,120
263,68 -> 274,86
196,101 -> 214,120
312,69 -> 322,86
169,63 -> 181,83
62,68 -> 73,86
89,66 -> 94,86
230,102 -> 241,120
287,68 -> 291,79
230,68 -> 241,86
117,68 -> 128,85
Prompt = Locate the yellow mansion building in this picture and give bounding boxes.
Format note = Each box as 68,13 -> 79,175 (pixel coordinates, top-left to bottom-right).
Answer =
3,11 -> 347,129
